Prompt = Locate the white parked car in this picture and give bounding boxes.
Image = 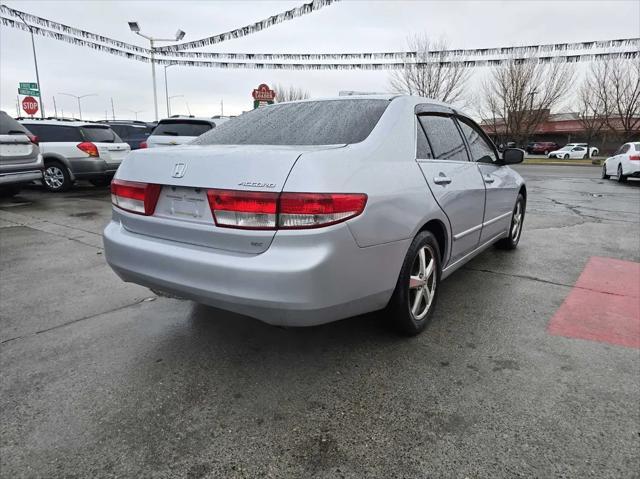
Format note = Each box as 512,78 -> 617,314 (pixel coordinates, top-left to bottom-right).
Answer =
601,142 -> 640,183
20,119 -> 130,191
547,143 -> 598,159
145,116 -> 230,148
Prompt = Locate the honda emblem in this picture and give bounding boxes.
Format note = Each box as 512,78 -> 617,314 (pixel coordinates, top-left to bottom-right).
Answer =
172,163 -> 187,178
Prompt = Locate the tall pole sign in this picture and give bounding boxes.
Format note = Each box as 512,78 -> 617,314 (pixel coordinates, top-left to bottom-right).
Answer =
252,84 -> 276,109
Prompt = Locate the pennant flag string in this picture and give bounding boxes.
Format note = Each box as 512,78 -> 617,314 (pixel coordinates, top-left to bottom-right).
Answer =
156,38 -> 639,61
2,15 -> 638,70
0,4 -> 149,54
154,0 -> 341,52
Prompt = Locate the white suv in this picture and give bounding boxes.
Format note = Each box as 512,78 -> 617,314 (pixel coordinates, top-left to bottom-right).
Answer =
19,119 -> 130,192
145,116 -> 230,148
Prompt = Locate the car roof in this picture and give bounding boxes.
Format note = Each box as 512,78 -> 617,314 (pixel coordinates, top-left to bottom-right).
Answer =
157,117 -> 215,124
19,119 -> 110,128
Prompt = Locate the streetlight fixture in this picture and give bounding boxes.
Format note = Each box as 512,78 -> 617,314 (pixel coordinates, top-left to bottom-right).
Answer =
15,12 -> 45,118
128,21 -> 185,121
59,93 -> 97,120
168,95 -> 184,116
164,63 -> 177,117
127,109 -> 144,121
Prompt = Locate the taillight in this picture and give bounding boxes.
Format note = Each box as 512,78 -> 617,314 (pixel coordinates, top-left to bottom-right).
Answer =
111,179 -> 161,216
278,192 -> 367,229
28,134 -> 39,145
629,155 -> 640,161
139,141 -> 148,149
207,189 -> 278,229
77,142 -> 99,157
206,189 -> 367,230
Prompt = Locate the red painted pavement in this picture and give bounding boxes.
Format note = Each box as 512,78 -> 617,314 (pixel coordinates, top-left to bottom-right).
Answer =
547,256 -> 640,349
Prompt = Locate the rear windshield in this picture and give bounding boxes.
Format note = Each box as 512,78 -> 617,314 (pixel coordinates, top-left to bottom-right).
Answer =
152,120 -> 213,137
0,111 -> 31,135
193,99 -> 390,146
81,126 -> 121,143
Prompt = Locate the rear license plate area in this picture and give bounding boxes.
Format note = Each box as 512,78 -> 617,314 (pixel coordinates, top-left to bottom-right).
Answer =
155,186 -> 212,223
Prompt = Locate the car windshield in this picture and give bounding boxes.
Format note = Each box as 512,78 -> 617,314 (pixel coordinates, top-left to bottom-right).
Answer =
152,120 -> 213,137
559,145 -> 574,151
634,143 -> 640,152
81,126 -> 121,143
193,99 -> 390,146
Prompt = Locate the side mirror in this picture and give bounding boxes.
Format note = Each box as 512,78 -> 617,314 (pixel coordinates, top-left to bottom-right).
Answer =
501,148 -> 524,165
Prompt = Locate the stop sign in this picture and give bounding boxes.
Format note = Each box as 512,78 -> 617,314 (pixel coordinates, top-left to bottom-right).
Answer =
22,96 -> 39,116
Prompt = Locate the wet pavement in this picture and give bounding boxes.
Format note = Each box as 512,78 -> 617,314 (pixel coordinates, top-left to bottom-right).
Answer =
1,165 -> 639,478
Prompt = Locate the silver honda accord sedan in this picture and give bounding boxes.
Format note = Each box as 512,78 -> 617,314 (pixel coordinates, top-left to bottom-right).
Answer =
104,95 -> 526,335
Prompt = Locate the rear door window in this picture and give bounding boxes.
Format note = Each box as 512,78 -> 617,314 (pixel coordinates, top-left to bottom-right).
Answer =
418,115 -> 469,162
153,121 -> 213,137
416,119 -> 433,159
81,126 -> 121,143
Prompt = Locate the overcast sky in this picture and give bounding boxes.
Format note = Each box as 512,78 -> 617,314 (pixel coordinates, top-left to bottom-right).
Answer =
1,0 -> 638,121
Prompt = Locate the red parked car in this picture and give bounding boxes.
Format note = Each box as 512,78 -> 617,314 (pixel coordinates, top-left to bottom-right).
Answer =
527,142 -> 560,155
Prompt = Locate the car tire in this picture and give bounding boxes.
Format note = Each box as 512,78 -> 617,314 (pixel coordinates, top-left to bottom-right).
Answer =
564,154 -> 570,160
617,164 -> 627,183
89,178 -> 112,187
601,164 -> 610,179
43,161 -> 73,192
386,230 -> 441,336
496,193 -> 525,250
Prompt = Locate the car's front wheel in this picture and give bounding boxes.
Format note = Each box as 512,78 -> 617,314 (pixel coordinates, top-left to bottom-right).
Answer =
564,154 -> 570,159
601,164 -> 610,179
43,162 -> 72,192
496,193 -> 525,250
386,231 -> 441,336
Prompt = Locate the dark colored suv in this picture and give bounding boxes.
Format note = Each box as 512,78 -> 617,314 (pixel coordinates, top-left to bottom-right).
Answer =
98,121 -> 154,150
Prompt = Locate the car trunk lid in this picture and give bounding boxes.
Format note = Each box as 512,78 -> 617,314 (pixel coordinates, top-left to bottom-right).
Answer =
0,134 -> 36,165
114,144 -> 344,254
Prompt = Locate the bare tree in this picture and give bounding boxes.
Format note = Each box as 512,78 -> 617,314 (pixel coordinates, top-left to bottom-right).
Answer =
479,58 -> 575,147
273,84 -> 310,103
590,57 -> 640,142
388,35 -> 470,105
576,74 -> 606,156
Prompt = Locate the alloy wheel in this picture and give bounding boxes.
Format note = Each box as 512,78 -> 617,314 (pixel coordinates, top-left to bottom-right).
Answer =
44,166 -> 65,190
511,200 -> 523,241
408,245 -> 437,321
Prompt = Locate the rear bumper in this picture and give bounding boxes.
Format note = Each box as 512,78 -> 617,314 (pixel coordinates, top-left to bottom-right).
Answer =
68,157 -> 120,179
0,169 -> 42,185
103,216 -> 409,326
623,162 -> 640,176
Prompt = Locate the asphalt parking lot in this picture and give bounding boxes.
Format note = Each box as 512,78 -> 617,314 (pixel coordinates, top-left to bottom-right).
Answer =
1,164 -> 639,478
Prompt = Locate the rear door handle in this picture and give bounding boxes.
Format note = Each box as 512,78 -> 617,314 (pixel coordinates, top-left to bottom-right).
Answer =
483,175 -> 495,184
433,176 -> 452,185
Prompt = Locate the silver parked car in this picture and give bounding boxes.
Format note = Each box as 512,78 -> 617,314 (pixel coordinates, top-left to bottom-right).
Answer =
104,96 -> 526,335
0,111 -> 43,197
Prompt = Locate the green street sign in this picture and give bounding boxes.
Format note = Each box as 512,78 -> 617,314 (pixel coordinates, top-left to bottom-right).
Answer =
19,82 -> 38,90
18,88 -> 40,96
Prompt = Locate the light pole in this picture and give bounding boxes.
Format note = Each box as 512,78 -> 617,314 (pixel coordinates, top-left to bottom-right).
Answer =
15,12 -> 45,118
59,93 -> 97,120
127,109 -> 144,121
128,22 -> 185,122
164,63 -> 177,117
